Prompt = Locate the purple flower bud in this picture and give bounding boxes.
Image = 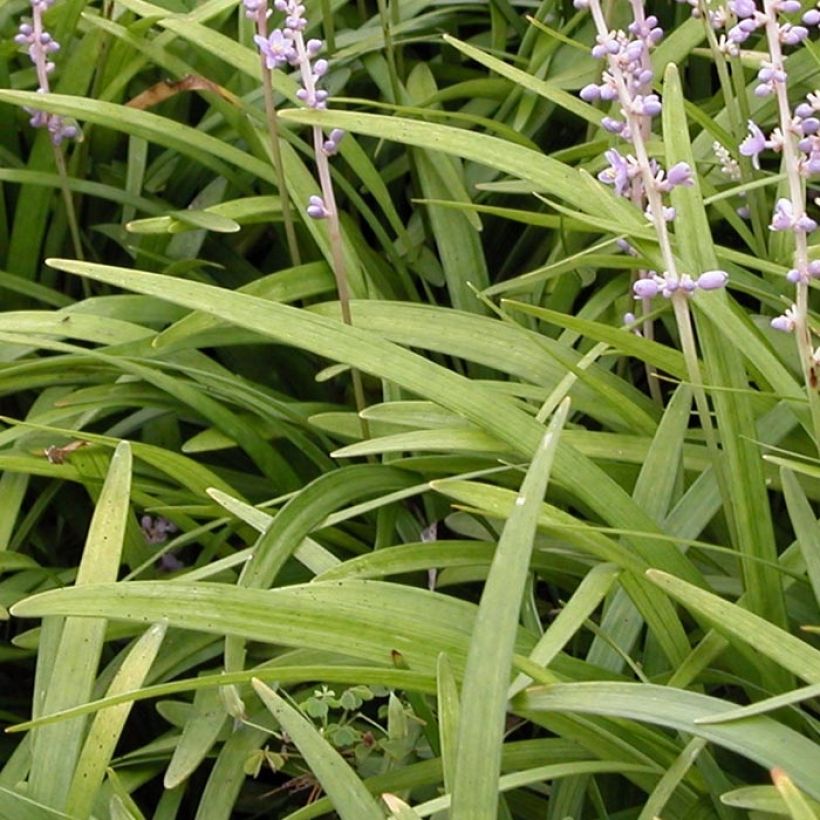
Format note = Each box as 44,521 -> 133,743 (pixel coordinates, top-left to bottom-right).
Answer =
780,24 -> 808,45
307,194 -> 329,219
322,128 -> 345,155
661,276 -> 679,298
770,315 -> 794,332
580,84 -> 601,102
770,198 -> 794,231
809,260 -> 820,278
804,9 -> 820,25
641,94 -> 663,117
739,121 -> 768,168
696,270 -> 729,290
243,0 -> 265,16
730,0 -> 757,17
800,117 -> 820,135
795,213 -> 818,232
633,278 -> 660,299
602,117 -> 625,134
786,268 -> 802,283
777,0 -> 802,12
667,161 -> 694,187
680,274 -> 697,293
637,69 -> 655,87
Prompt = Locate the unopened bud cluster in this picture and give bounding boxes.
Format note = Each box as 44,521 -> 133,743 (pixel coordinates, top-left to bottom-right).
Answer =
246,0 -> 346,221
14,0 -> 77,144
575,0 -> 728,304
632,270 -> 729,300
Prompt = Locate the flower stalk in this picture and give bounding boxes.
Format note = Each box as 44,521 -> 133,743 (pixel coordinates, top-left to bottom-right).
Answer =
244,0 -> 301,266
578,0 -> 729,448
727,0 -> 820,445
252,0 -> 369,435
16,0 -> 83,262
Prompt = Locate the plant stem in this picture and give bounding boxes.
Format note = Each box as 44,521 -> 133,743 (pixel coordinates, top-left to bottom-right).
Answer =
52,144 -> 83,263
291,23 -> 370,438
761,0 -> 820,449
588,0 -> 725,471
255,9 -> 302,267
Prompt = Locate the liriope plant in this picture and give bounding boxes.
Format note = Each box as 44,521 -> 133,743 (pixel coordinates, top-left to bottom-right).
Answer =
0,1 -> 818,818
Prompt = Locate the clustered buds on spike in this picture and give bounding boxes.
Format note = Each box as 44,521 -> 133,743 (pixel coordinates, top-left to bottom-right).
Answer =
632,270 -> 729,301
140,515 -> 178,545
577,0 -> 729,307
250,0 -> 331,110
577,11 -> 663,141
247,0 -> 346,221
692,1 -> 820,334
740,94 -> 820,178
674,0 -> 819,56
14,0 -> 78,144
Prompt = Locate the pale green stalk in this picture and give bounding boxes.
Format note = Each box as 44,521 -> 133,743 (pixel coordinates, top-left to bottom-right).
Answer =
761,0 -> 820,449
290,21 -> 369,437
253,7 -> 302,267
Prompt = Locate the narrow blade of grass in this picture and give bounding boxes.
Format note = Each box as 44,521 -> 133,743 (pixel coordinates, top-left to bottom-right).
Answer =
451,400 -> 569,819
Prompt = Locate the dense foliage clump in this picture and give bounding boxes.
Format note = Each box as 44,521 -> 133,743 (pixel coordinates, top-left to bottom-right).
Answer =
1,0 -> 819,817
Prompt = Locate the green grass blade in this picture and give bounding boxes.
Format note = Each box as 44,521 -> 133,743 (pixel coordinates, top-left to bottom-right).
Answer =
646,569 -> 820,683
772,769 -> 820,820
27,441 -> 132,809
0,787 -> 73,820
65,621 -> 167,818
722,785 -> 820,816
781,468 -> 820,606
637,737 -> 707,820
451,400 -> 569,819
164,684 -> 229,789
515,682 -> 820,800
11,580 -> 533,676
436,652 -> 460,795
696,682 -> 820,725
509,563 -> 619,697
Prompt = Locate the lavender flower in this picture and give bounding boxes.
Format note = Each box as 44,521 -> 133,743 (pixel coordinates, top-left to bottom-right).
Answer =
249,0 -> 368,429
250,0 -> 347,220
140,515 -> 178,545
14,0 -> 77,144
581,0 -> 728,309
632,270 -> 727,301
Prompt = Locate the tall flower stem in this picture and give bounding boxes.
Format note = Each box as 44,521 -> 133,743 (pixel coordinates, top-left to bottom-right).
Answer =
253,8 -> 302,267
585,0 -> 726,468
759,0 -> 820,446
17,0 -> 83,264
52,146 -> 84,263
268,0 -> 370,438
